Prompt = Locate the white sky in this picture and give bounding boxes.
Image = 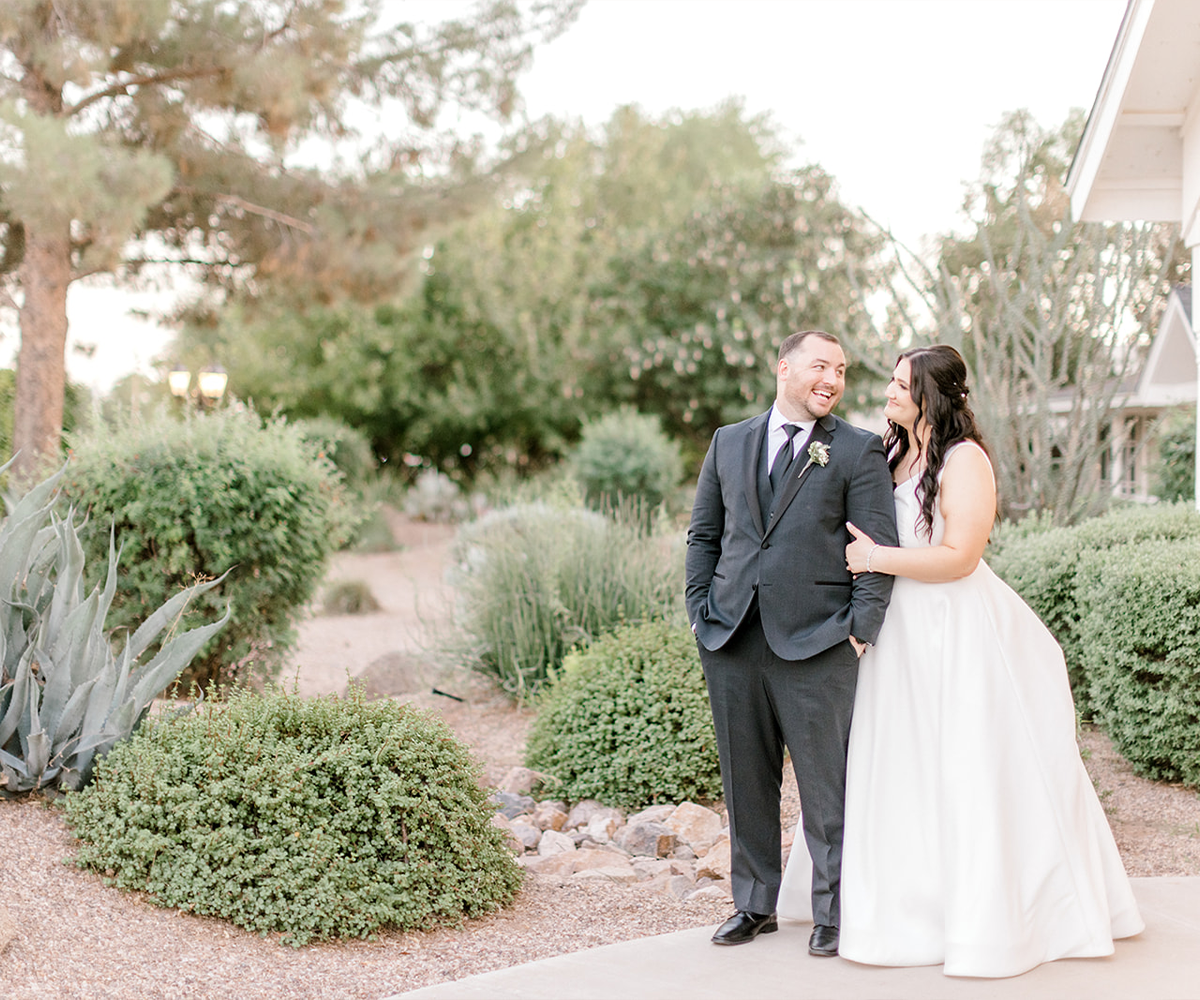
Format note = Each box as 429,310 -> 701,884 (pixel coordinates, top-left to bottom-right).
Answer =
10,0 -> 1130,391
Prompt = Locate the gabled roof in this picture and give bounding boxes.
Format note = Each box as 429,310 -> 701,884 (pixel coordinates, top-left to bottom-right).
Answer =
1067,0 -> 1200,233
1134,284 -> 1197,404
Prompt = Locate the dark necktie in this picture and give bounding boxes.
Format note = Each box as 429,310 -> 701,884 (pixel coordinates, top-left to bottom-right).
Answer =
769,423 -> 802,493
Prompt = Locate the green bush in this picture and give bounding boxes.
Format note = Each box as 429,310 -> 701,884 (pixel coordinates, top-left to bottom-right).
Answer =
0,464 -> 227,795
448,501 -> 684,697
1152,407 -> 1196,503
1076,539 -> 1200,787
570,408 -> 684,515
62,408 -> 353,689
291,415 -> 377,489
64,686 -> 521,946
989,502 -> 1200,709
525,619 -> 722,811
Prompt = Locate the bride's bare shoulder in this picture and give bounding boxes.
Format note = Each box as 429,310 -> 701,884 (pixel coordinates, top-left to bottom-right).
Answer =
942,440 -> 994,489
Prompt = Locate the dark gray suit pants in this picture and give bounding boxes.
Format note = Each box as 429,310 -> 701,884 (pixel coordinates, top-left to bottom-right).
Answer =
700,607 -> 858,925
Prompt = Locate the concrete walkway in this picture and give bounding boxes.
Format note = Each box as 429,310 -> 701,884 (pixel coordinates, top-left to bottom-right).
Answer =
389,877 -> 1200,1000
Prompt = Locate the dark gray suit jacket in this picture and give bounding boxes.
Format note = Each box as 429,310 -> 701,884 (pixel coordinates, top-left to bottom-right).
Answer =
685,410 -> 898,660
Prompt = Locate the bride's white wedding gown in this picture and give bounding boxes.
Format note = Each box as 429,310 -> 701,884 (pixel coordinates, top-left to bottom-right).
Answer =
777,442 -> 1143,978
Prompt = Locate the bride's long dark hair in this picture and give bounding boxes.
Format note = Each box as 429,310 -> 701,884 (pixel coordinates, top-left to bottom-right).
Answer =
884,345 -> 991,537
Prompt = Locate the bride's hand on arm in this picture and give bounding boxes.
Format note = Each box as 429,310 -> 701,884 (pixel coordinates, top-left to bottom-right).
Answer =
845,522 -> 878,574
846,445 -> 996,584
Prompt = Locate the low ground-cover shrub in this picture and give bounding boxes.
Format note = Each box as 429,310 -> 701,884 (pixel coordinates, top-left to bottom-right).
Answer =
0,465 -> 227,795
1076,539 -> 1200,788
448,501 -> 684,696
64,686 -> 521,946
63,409 -> 354,689
524,619 -> 722,811
570,408 -> 683,516
989,502 -> 1200,709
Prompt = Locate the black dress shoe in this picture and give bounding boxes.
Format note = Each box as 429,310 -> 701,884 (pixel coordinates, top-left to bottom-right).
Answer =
808,924 -> 839,956
711,910 -> 779,945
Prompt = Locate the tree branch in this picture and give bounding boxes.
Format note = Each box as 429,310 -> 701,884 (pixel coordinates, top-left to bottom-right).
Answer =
64,65 -> 224,118
214,195 -> 315,234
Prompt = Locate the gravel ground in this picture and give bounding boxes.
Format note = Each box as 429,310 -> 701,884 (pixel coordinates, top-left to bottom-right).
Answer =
2,519 -> 1198,1000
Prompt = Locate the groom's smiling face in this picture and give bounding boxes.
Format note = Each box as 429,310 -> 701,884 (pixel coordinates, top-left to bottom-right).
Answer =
777,336 -> 846,422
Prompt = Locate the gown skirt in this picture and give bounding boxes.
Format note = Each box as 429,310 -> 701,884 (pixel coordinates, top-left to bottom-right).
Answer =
778,456 -> 1143,978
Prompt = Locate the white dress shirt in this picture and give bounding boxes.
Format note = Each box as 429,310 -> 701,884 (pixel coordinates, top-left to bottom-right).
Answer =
767,406 -> 815,476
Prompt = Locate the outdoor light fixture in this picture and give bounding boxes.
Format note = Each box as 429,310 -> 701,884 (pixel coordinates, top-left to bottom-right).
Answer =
168,364 -> 229,408
167,367 -> 192,398
196,366 -> 228,402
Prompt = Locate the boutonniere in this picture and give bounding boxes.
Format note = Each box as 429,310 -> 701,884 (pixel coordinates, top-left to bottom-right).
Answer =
799,441 -> 830,477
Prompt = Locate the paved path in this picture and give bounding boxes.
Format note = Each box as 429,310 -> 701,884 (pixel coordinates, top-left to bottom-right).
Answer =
389,876 -> 1200,1000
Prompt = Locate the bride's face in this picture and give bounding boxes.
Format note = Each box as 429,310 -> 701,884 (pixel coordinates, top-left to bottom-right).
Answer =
884,358 -> 919,430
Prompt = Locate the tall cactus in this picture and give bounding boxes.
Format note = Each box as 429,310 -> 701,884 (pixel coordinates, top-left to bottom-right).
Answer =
0,463 -> 229,794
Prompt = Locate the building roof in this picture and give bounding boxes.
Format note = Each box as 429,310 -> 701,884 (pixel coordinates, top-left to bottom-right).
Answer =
1066,0 -> 1200,234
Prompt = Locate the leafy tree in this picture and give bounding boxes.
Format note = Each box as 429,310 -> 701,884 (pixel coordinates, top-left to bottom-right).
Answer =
174,103 -> 891,474
900,111 -> 1185,523
0,0 -> 581,480
592,166 -> 888,450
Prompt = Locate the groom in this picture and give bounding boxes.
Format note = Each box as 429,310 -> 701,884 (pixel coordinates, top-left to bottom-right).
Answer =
685,330 -> 897,956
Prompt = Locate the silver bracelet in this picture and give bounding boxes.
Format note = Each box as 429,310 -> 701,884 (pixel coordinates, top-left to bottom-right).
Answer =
867,544 -> 880,573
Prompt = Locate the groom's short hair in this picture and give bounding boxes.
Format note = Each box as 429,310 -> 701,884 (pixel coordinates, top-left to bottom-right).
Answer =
778,329 -> 840,362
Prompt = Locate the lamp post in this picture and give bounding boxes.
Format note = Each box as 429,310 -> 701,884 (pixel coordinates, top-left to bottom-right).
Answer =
168,364 -> 229,409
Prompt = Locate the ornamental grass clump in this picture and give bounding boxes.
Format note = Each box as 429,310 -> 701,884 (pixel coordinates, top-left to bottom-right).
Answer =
449,501 -> 684,697
64,686 -> 522,946
525,619 -> 722,811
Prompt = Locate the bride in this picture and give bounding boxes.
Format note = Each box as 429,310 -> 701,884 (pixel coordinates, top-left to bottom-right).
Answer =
778,344 -> 1144,978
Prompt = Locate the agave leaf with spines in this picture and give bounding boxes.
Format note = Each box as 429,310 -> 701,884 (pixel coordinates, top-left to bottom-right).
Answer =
0,462 -> 230,795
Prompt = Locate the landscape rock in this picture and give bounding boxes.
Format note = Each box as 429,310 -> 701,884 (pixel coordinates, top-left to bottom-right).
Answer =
519,851 -> 582,875
630,858 -> 674,880
564,799 -> 608,830
584,807 -> 624,843
667,874 -> 698,899
571,864 -> 639,884
532,801 -> 569,831
492,791 -> 740,900
614,820 -> 677,858
695,837 -> 731,880
497,766 -> 542,795
689,883 -> 733,901
489,813 -> 523,855
492,790 -> 536,819
571,847 -> 631,871
509,820 -> 543,851
537,829 -> 576,857
664,801 -> 724,852
625,803 -> 675,826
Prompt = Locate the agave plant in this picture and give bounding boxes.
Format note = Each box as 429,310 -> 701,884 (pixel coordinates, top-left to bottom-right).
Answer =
0,464 -> 229,795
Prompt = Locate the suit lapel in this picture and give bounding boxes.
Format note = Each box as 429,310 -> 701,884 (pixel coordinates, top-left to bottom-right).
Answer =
763,416 -> 835,539
743,412 -> 770,539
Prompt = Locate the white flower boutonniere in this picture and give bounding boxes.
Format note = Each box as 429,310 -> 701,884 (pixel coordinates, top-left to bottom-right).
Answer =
799,441 -> 830,477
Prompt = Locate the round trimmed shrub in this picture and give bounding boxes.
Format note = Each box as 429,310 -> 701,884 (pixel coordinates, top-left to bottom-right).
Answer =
1076,539 -> 1200,788
989,502 -> 1200,709
62,407 -> 355,688
524,619 -> 721,811
64,687 -> 522,946
570,407 -> 684,515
